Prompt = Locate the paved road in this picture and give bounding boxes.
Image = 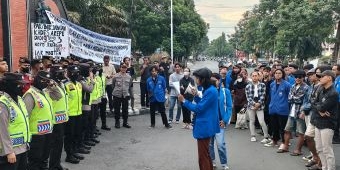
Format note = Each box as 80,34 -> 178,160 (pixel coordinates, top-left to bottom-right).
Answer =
61,61 -> 340,170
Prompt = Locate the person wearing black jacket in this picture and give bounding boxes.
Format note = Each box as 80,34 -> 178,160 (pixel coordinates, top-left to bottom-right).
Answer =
180,67 -> 195,129
311,70 -> 339,170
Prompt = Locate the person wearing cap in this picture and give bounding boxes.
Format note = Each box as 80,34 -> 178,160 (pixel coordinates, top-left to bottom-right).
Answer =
30,59 -> 43,78
310,70 -> 339,170
331,64 -> 340,144
209,73 -> 232,170
102,55 -> 116,115
42,56 -> 53,72
112,63 -> 133,128
96,64 -> 111,131
219,64 -> 232,89
146,65 -> 172,129
277,70 -> 309,155
64,65 -> 92,164
123,57 -> 136,113
0,58 -> 9,78
302,67 -> 322,169
23,71 -> 62,170
47,65 -> 69,170
178,67 -> 220,170
17,57 -> 33,94
245,71 -> 270,143
77,63 -> 96,152
0,73 -> 31,170
88,64 -> 101,144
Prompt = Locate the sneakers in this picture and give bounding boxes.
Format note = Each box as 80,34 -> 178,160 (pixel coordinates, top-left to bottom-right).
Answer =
175,120 -> 180,124
212,162 -> 217,168
165,125 -> 172,129
168,120 -> 173,124
260,138 -> 271,144
264,141 -> 274,147
250,136 -> 257,142
302,154 -> 313,161
223,165 -> 230,170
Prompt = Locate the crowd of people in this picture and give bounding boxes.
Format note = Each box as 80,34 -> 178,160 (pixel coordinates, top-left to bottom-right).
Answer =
0,54 -> 340,170
0,55 -> 135,170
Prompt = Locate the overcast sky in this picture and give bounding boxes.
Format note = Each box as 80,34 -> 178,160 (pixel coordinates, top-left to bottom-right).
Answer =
194,0 -> 259,41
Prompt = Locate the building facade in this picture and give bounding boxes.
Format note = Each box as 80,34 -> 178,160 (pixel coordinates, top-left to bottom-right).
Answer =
0,0 -> 68,71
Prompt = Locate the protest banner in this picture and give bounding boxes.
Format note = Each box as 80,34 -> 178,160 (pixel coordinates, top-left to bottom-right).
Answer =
31,23 -> 69,59
45,11 -> 131,64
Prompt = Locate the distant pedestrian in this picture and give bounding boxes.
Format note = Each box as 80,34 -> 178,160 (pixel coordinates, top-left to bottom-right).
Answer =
179,67 -> 195,129
168,63 -> 184,123
102,55 -> 116,114
140,57 -> 151,108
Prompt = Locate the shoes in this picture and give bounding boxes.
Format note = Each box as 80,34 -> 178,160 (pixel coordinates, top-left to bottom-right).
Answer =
175,120 -> 180,124
91,138 -> 100,144
81,144 -> 91,150
307,164 -> 322,170
223,165 -> 230,170
77,148 -> 90,154
123,123 -> 131,128
305,160 -> 317,167
250,136 -> 257,142
149,125 -> 155,128
212,162 -> 217,168
165,125 -> 172,129
84,141 -> 96,146
73,153 -> 84,160
101,126 -> 111,131
65,155 -> 80,164
302,154 -> 313,161
260,138 -> 271,144
115,124 -> 120,128
168,120 -> 173,124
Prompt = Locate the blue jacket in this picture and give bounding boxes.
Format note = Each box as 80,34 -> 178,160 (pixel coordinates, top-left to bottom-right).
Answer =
219,87 -> 232,124
183,85 -> 220,139
146,75 -> 166,103
335,76 -> 340,102
269,80 -> 292,115
287,75 -> 295,85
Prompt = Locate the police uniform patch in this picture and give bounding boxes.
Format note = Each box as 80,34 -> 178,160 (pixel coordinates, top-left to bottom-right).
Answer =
37,121 -> 51,134
11,137 -> 24,146
69,84 -> 75,90
55,113 -> 67,123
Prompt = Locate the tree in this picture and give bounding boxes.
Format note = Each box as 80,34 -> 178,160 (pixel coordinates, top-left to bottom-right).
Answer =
206,33 -> 234,58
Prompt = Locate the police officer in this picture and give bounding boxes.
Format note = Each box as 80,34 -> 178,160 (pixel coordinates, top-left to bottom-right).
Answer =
89,64 -> 101,143
0,57 -> 9,78
78,63 -> 95,150
48,65 -> 69,170
23,71 -> 62,170
0,73 -> 31,170
17,57 -> 32,94
63,65 -> 83,163
98,64 -> 111,131
112,63 -> 133,128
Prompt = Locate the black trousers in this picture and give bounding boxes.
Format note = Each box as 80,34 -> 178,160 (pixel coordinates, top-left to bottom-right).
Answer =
270,114 -> 288,143
106,85 -> 114,111
113,96 -> 129,123
90,104 -> 99,136
150,102 -> 169,126
264,105 -> 272,136
0,152 -> 27,170
334,103 -> 340,139
100,98 -> 108,127
64,115 -> 82,156
140,82 -> 149,107
81,110 -> 91,141
28,134 -> 50,170
182,103 -> 191,124
49,123 -> 65,170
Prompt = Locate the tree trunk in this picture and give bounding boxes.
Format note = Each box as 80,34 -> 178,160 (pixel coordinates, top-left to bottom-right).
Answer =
333,20 -> 340,63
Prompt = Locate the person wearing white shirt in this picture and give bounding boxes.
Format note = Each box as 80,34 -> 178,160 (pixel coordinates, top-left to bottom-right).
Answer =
102,56 -> 116,113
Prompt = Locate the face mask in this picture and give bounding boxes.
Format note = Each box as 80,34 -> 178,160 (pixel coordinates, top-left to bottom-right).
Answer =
237,78 -> 243,82
99,69 -> 103,76
184,71 -> 189,76
33,77 -> 49,90
70,72 -> 79,82
55,72 -> 65,81
22,67 -> 30,73
6,82 -> 23,101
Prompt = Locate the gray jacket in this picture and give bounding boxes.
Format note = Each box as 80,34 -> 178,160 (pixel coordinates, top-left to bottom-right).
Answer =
112,73 -> 132,98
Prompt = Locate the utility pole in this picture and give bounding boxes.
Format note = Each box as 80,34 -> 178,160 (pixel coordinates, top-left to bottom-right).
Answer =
171,0 -> 173,62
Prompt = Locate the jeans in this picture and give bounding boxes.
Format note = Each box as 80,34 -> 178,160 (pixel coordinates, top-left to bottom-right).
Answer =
315,128 -> 335,170
168,96 -> 182,121
209,128 -> 227,165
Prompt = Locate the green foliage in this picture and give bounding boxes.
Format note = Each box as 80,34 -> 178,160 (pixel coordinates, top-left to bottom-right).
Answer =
229,0 -> 337,62
206,33 -> 234,57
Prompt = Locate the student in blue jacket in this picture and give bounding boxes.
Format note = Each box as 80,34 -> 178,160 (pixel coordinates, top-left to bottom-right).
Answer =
209,73 -> 232,170
268,68 -> 291,147
147,65 -> 172,129
178,68 -> 220,170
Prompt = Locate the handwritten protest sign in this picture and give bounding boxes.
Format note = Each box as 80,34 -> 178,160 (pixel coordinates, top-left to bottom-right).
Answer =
31,23 -> 69,59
